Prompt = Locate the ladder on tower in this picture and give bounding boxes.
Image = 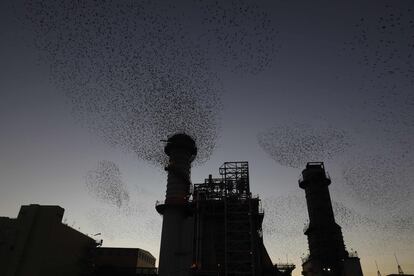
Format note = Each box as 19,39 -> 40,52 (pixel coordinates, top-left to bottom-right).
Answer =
224,197 -> 255,276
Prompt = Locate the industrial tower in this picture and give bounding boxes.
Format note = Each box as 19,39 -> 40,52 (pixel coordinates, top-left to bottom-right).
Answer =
156,134 -> 197,276
156,133 -> 295,276
299,162 -> 363,276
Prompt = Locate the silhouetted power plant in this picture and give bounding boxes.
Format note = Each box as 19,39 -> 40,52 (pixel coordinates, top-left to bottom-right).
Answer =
299,162 -> 363,276
156,134 -> 295,276
6,134 -> 413,276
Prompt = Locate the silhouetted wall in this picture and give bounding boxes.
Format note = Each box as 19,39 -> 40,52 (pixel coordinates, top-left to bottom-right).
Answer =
93,247 -> 156,274
0,204 -> 96,276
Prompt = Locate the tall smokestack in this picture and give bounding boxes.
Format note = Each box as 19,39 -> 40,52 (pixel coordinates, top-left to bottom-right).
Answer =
299,162 -> 348,275
156,133 -> 197,276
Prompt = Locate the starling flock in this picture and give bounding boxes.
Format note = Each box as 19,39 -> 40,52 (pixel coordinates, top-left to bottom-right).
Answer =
86,161 -> 162,248
193,0 -> 279,74
17,0 -> 280,166
257,123 -> 352,168
11,0 -> 414,264
262,193 -> 376,260
341,153 -> 413,211
257,2 -> 414,258
342,3 -> 414,150
85,160 -> 129,208
343,4 -> 414,90
337,3 -> 414,241
262,192 -> 412,260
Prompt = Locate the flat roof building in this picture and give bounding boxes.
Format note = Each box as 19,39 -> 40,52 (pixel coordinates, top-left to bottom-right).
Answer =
0,204 -> 158,276
93,247 -> 157,275
0,204 -> 98,276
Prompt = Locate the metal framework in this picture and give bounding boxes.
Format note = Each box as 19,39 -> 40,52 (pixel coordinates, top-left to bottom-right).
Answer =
192,162 -> 256,276
193,162 -> 250,201
219,161 -> 250,197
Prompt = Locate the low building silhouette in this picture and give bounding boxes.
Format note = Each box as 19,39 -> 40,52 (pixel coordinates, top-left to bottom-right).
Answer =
93,247 -> 157,276
0,204 -> 97,276
0,204 -> 158,276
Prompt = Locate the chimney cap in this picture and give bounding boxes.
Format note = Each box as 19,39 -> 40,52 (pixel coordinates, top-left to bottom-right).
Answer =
164,133 -> 197,157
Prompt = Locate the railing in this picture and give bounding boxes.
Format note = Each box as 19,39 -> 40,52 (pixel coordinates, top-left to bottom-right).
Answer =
298,171 -> 331,185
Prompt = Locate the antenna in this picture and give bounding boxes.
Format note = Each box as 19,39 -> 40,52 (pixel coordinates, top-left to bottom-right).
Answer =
376,261 -> 382,276
394,253 -> 404,275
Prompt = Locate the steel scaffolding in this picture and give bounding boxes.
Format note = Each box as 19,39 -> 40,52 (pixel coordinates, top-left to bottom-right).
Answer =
193,162 -> 257,276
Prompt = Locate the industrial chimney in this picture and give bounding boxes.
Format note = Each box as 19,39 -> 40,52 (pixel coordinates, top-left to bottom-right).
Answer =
156,133 -> 197,276
299,162 -> 349,276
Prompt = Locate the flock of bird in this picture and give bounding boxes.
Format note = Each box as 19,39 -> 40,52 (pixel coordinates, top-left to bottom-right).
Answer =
338,4 -> 414,240
19,0 -> 229,167
17,0 -> 279,249
262,192 -> 412,261
343,4 -> 414,151
343,4 -> 414,90
193,0 -> 279,74
18,0 -> 280,168
85,160 -> 129,208
341,153 -> 413,211
14,0 -> 413,264
257,123 -> 351,168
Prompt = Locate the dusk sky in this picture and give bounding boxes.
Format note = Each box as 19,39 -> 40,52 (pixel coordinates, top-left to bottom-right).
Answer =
0,1 -> 413,275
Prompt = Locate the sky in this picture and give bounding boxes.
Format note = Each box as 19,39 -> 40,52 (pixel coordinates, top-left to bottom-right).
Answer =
0,0 -> 413,275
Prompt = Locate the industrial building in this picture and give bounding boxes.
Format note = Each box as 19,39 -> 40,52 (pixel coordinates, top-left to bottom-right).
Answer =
299,162 -> 363,276
191,161 -> 291,275
156,134 -> 295,276
93,247 -> 157,275
0,204 -> 97,276
0,204 -> 157,276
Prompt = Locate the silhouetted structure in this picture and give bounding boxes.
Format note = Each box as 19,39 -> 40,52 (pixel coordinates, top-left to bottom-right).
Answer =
93,247 -> 157,276
0,204 -> 158,276
0,204 -> 97,276
156,134 -> 197,276
192,162 -> 292,276
156,134 -> 294,276
299,162 -> 363,276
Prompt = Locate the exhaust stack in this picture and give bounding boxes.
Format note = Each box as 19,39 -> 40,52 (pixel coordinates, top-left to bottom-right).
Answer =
156,133 -> 197,276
